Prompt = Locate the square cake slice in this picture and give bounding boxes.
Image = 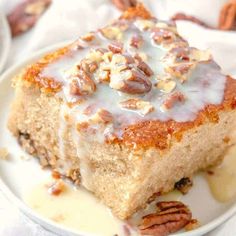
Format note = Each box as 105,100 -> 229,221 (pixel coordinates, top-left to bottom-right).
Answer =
8,4 -> 236,219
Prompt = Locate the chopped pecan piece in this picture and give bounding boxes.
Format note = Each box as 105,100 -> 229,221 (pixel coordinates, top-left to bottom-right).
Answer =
156,21 -> 178,34
139,201 -> 192,236
135,19 -> 155,31
81,32 -> 95,42
130,34 -> 144,48
83,104 -> 97,116
190,48 -> 212,62
86,50 -> 104,63
111,0 -> 137,11
52,171 -> 61,179
120,98 -> 154,115
137,52 -> 148,62
157,80 -> 176,93
100,26 -> 122,40
7,0 -> 51,37
108,41 -> 124,53
151,28 -> 176,44
77,122 -> 90,132
161,92 -> 185,111
90,109 -> 113,124
169,47 -> 190,62
79,59 -> 98,73
96,48 -> 109,54
112,54 -> 129,64
102,51 -> 114,63
110,68 -> 152,94
219,0 -> 236,30
175,177 -> 193,194
166,62 -> 195,82
95,69 -> 110,83
169,47 -> 211,63
70,70 -> 96,96
48,180 -> 66,196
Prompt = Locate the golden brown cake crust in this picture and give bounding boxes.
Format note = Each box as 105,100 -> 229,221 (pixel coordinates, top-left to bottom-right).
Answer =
20,58 -> 236,150
18,4 -> 236,150
119,76 -> 236,150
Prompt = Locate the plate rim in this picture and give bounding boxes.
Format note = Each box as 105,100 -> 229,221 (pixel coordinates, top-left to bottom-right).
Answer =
0,12 -> 11,73
0,42 -> 236,236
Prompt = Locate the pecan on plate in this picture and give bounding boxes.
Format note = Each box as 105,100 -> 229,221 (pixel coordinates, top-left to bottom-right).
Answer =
218,0 -> 236,30
139,201 -> 192,236
7,0 -> 51,37
111,0 -> 137,11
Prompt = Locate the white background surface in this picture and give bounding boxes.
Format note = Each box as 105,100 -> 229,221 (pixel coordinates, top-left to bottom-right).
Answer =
0,0 -> 236,235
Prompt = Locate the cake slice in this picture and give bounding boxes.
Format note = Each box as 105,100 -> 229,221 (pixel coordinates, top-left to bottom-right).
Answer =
8,4 -> 236,219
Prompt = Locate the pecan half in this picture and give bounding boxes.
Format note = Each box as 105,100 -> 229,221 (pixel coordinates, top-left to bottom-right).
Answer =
111,0 -> 137,11
218,0 -> 236,30
70,70 -> 96,96
110,68 -> 152,94
7,0 -> 51,37
139,201 -> 192,236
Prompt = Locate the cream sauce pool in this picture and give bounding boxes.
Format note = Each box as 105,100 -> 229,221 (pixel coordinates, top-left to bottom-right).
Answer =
23,179 -> 182,236
206,145 -> 236,202
23,179 -> 137,236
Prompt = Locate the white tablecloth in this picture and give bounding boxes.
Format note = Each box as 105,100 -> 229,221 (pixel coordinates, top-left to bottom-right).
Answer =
0,0 -> 236,235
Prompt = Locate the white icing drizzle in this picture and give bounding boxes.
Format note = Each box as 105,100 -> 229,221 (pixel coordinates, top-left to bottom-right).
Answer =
40,17 -> 227,185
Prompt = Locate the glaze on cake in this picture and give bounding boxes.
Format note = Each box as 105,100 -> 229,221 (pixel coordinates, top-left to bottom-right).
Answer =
8,4 -> 236,220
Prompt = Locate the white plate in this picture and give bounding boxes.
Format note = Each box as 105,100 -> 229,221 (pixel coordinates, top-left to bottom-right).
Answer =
0,11 -> 11,73
0,45 -> 236,236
